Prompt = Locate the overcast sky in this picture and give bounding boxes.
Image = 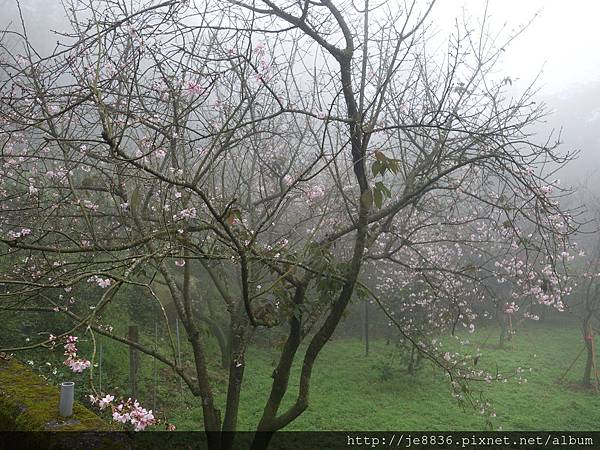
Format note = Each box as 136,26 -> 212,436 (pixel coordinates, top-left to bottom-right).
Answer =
2,0 -> 598,183
4,0 -> 598,93
434,0 -> 600,95
431,0 -> 600,188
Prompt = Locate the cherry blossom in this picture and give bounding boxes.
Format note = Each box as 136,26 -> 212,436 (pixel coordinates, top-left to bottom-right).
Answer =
62,336 -> 91,373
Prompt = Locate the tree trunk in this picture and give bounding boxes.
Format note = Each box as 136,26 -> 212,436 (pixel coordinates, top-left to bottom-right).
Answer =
364,298 -> 369,357
198,316 -> 230,369
200,291 -> 231,369
583,320 -> 594,387
498,324 -> 506,349
407,345 -> 416,375
583,341 -> 593,387
252,284 -> 307,446
251,432 -> 275,450
498,312 -> 510,349
188,333 -> 222,447
221,312 -> 250,450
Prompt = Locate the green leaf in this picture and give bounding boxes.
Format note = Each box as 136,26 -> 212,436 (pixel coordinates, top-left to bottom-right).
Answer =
374,187 -> 383,209
376,182 -> 391,198
388,159 -> 399,174
371,161 -> 381,177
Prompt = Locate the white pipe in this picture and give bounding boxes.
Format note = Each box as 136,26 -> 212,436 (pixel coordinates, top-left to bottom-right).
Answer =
59,381 -> 74,417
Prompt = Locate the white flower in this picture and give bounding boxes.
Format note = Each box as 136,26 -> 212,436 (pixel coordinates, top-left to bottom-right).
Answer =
173,207 -> 197,221
98,394 -> 114,410
65,358 -> 91,373
82,200 -> 99,211
87,275 -> 112,289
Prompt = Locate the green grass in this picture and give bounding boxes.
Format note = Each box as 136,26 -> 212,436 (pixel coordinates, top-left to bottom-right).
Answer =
167,322 -> 600,431
11,316 -> 599,432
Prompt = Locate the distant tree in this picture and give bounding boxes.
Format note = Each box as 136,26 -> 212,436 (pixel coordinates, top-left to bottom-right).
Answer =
367,176 -> 574,370
566,193 -> 600,387
577,247 -> 600,387
0,0 -> 578,448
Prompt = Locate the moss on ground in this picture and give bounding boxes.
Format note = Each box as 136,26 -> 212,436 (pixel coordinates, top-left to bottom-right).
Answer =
0,357 -> 108,431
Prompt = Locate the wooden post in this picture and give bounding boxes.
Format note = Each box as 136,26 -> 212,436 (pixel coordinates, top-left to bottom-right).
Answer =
128,325 -> 140,399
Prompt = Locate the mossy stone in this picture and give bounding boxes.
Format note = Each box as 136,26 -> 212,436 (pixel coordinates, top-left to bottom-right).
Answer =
0,358 -> 108,431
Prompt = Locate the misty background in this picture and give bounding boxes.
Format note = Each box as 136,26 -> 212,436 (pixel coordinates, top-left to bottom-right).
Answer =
1,0 -> 599,438
3,0 -> 597,192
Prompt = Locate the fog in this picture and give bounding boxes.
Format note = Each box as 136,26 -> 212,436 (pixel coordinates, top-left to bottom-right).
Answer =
434,1 -> 600,190
5,0 -> 598,185
1,0 -> 600,445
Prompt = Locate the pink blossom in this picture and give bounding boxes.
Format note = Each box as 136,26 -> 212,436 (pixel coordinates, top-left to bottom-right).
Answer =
129,405 -> 155,431
173,207 -> 197,221
82,200 -> 99,211
98,394 -> 115,410
184,80 -> 206,96
62,335 -> 91,373
98,278 -> 111,288
305,184 -> 326,203
87,275 -> 112,289
112,411 -> 130,423
103,398 -> 156,431
65,357 -> 91,373
7,228 -> 31,240
283,174 -> 294,186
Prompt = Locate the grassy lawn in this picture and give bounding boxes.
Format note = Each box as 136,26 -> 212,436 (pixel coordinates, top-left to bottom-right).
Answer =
7,318 -> 600,432
165,322 -> 600,431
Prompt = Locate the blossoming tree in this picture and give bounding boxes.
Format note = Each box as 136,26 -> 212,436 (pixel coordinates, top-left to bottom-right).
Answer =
0,0 -> 578,448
